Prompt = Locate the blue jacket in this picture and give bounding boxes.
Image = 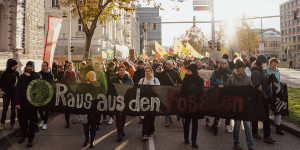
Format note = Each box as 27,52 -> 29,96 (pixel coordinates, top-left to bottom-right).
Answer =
210,68 -> 232,86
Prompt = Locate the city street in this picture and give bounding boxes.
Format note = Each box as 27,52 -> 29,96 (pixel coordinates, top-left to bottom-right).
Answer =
0,68 -> 299,150
279,68 -> 300,88
0,114 -> 299,150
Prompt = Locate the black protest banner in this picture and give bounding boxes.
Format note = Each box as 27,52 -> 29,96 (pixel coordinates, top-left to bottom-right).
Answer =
26,79 -> 266,121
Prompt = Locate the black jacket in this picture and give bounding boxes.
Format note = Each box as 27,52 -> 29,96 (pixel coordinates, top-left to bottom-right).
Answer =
39,69 -> 54,81
0,68 -> 19,98
181,74 -> 204,119
160,68 -> 183,86
133,68 -> 145,84
229,61 -> 235,70
111,74 -> 133,85
15,71 -> 41,110
251,63 -> 269,99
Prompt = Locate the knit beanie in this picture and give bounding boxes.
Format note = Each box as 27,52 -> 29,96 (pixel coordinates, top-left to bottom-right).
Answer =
235,60 -> 246,69
256,55 -> 267,64
26,61 -> 35,68
6,58 -> 18,69
219,59 -> 228,66
187,64 -> 198,75
166,60 -> 174,67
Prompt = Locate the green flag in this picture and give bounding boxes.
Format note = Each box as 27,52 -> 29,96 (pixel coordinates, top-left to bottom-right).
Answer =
205,52 -> 210,58
106,49 -> 114,60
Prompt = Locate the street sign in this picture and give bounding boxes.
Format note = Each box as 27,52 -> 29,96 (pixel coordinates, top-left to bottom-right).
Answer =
259,42 -> 264,51
210,51 -> 222,59
193,0 -> 210,5
193,6 -> 210,11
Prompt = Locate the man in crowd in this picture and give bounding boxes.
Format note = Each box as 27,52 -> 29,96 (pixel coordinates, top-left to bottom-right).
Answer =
79,61 -> 86,82
195,60 -> 203,71
160,60 -> 183,127
133,60 -> 145,84
208,59 -> 233,135
0,59 -> 19,130
85,59 -> 94,74
15,61 -> 41,147
38,62 -> 54,130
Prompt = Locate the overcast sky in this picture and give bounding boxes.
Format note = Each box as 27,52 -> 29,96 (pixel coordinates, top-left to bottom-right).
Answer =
139,0 -> 288,47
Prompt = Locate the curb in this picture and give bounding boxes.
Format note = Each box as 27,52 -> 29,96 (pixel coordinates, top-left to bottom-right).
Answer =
0,129 -> 21,144
270,116 -> 300,137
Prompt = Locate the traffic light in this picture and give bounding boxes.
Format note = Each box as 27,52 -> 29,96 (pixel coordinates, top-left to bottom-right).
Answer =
152,23 -> 156,30
70,45 -> 74,53
217,41 -> 221,51
208,41 -> 212,48
294,11 -> 298,21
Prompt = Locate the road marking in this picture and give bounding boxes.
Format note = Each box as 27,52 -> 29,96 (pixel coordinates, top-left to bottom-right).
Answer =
81,118 -> 136,150
115,139 -> 130,150
148,136 -> 155,150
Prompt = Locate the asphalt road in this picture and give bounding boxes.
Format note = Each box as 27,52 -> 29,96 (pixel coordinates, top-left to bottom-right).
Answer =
0,114 -> 299,150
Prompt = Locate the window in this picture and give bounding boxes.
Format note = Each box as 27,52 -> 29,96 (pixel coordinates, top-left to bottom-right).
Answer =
78,19 -> 83,32
52,0 -> 58,7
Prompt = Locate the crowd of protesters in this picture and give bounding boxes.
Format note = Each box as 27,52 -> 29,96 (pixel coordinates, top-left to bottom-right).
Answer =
0,52 -> 287,150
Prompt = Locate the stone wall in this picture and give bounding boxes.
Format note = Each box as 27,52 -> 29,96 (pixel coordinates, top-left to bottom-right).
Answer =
0,0 -> 44,72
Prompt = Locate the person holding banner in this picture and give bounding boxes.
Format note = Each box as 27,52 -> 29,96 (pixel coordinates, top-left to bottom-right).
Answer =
208,59 -> 232,135
160,60 -> 182,127
78,71 -> 102,148
38,62 -> 54,130
15,61 -> 41,148
138,66 -> 160,141
225,60 -> 254,150
133,60 -> 145,84
251,55 -> 275,144
64,65 -> 78,128
265,58 -> 286,136
111,65 -> 134,142
181,64 -> 204,149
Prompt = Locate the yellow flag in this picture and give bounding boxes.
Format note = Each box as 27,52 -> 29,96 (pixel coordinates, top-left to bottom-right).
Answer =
155,41 -> 168,56
173,38 -> 187,54
186,42 -> 202,58
235,52 -> 240,58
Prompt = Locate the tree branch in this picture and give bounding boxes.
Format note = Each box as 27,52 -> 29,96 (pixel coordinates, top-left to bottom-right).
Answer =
90,0 -> 112,34
75,0 -> 89,35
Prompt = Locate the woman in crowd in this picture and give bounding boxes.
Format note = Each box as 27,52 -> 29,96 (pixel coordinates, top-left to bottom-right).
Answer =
138,67 -> 160,140
225,60 -> 254,150
251,55 -> 275,144
181,64 -> 204,149
111,64 -> 134,142
265,58 -> 286,135
64,65 -> 78,128
78,71 -> 101,148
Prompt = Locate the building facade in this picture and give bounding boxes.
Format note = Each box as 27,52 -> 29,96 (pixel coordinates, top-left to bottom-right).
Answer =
0,0 -> 45,71
45,0 -> 140,64
255,28 -> 282,60
280,0 -> 300,61
136,5 -> 162,56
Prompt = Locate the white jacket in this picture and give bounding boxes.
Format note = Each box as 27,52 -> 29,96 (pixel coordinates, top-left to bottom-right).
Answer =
138,76 -> 160,119
138,76 -> 160,85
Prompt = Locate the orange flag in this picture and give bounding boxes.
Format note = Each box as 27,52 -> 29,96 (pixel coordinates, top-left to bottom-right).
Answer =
142,49 -> 150,60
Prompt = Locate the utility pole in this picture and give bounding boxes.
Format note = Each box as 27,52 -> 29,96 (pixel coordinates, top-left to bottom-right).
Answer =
193,16 -> 196,27
67,6 -> 72,62
211,0 -> 215,52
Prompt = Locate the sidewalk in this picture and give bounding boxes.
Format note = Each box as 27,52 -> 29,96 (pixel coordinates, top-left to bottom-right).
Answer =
0,98 -> 21,144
